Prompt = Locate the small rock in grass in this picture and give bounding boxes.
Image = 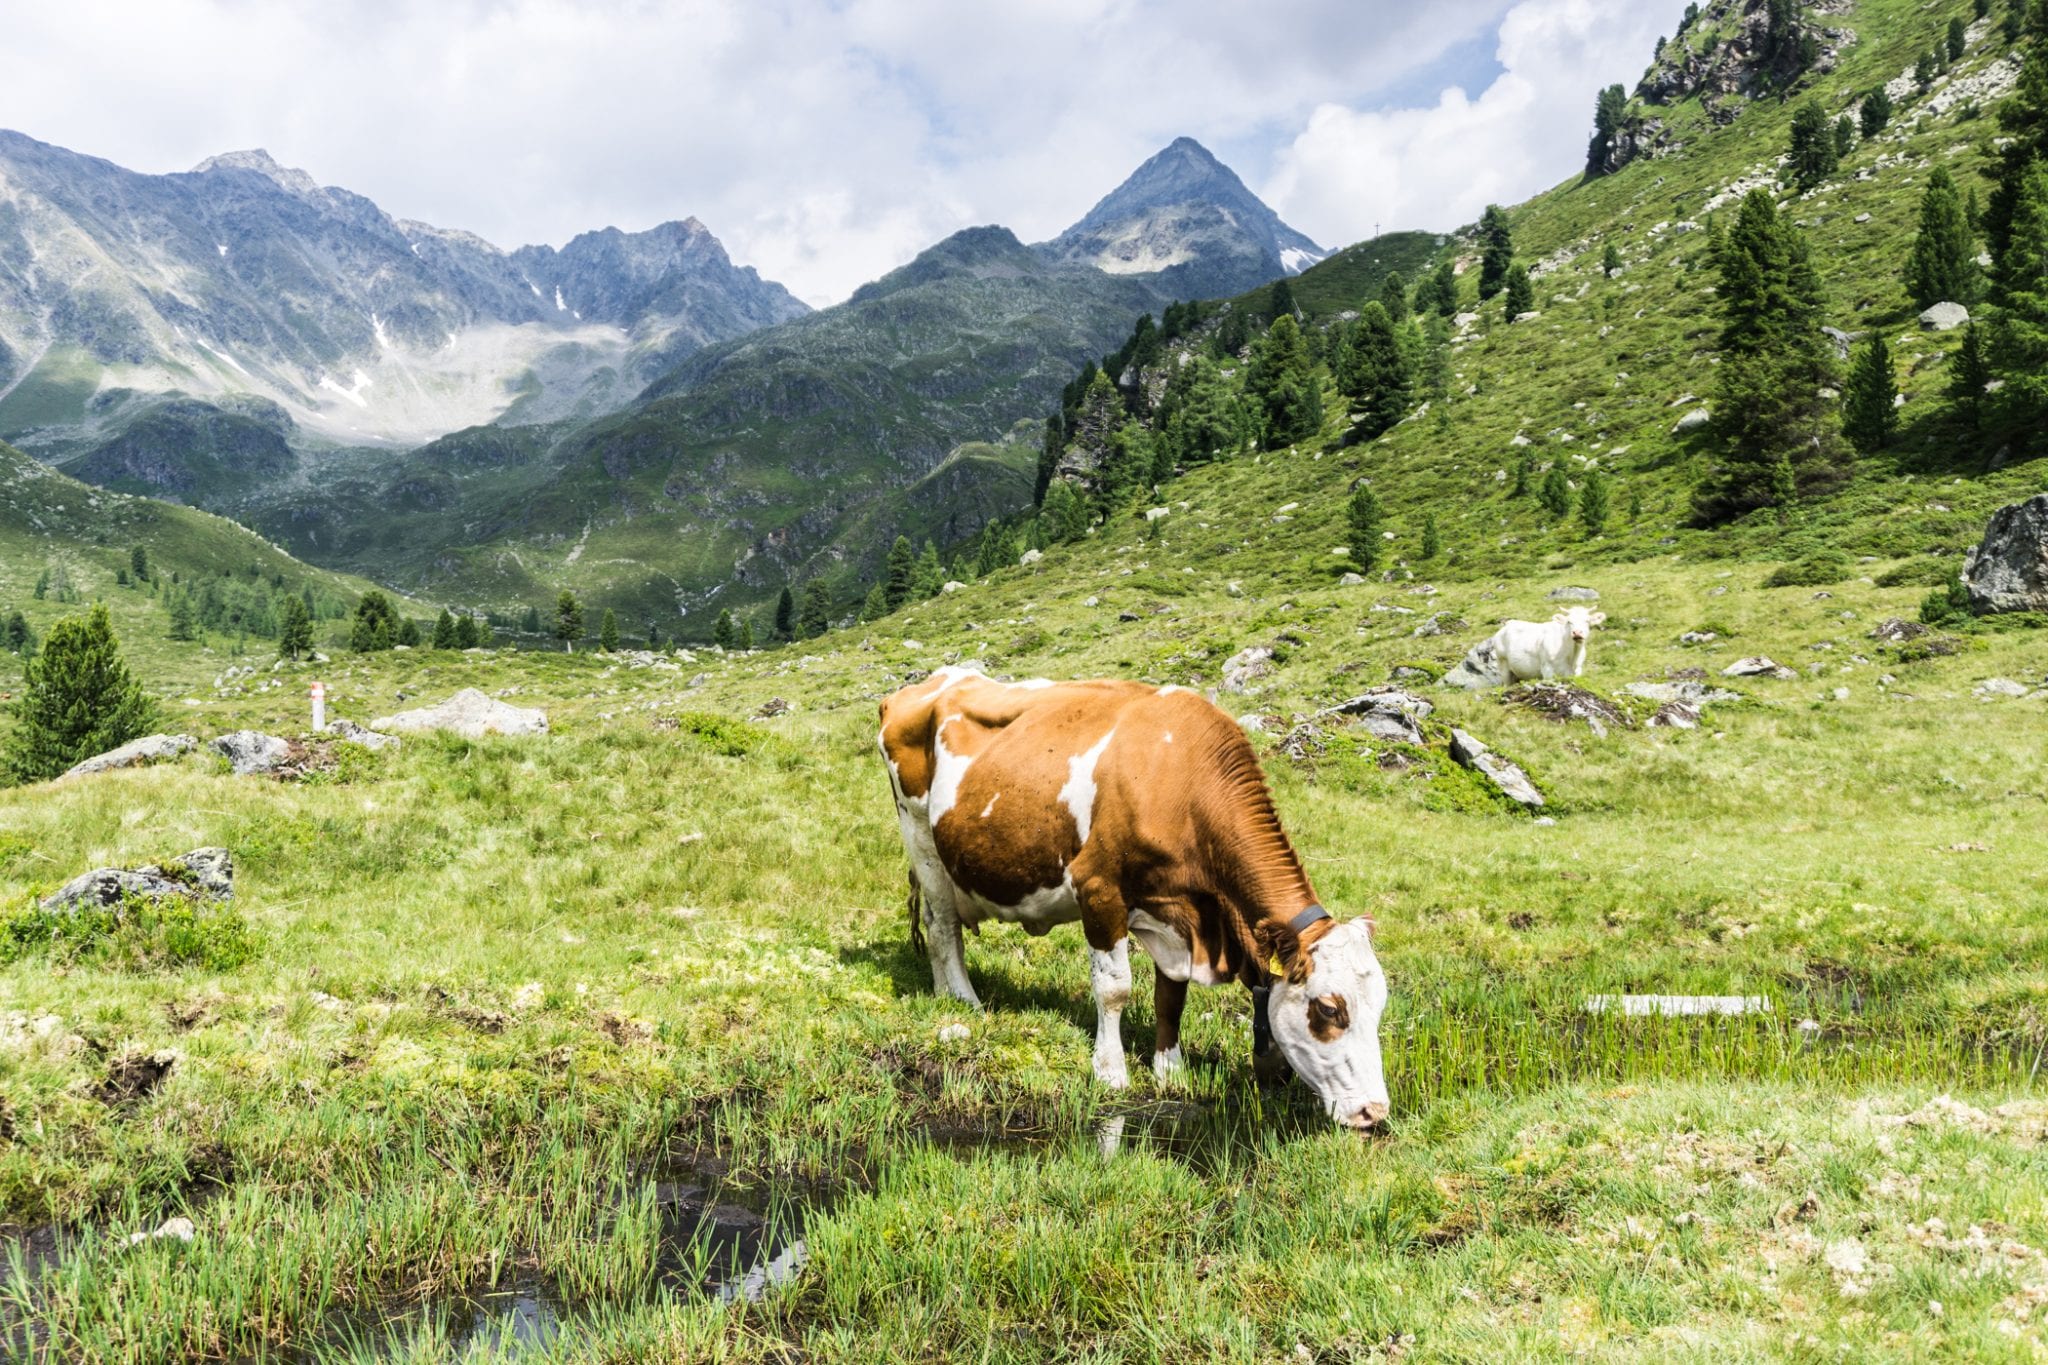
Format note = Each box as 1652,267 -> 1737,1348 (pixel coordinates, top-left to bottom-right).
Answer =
123,1216 -> 196,1248
936,1023 -> 970,1043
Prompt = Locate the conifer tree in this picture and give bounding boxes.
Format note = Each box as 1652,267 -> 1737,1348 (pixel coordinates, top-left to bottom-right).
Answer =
521,604 -> 542,634
1503,264 -> 1535,318
738,619 -> 753,650
883,535 -> 915,609
130,546 -> 149,584
1478,205 -> 1515,298
597,607 -> 618,652
554,590 -> 583,652
1842,333 -> 1900,452
1540,466 -> 1574,519
1698,190 -> 1843,521
861,583 -> 887,622
432,609 -> 457,649
1602,243 -> 1623,277
4,611 -> 30,655
1787,100 -> 1839,189
1988,157 -> 2048,430
774,586 -> 795,640
1246,314 -> 1321,446
1586,83 -> 1630,175
395,617 -> 421,648
278,593 -> 313,660
454,613 -> 480,649
799,579 -> 833,639
1339,302 -> 1412,437
1420,514 -> 1442,560
1512,448 -> 1536,498
712,608 -> 734,649
349,591 -> 397,652
1268,278 -> 1298,321
1860,87 -> 1892,137
168,591 -> 199,643
3,604 -> 157,783
1949,322 -> 1994,428
1908,167 -> 1984,308
1378,271 -> 1409,322
33,570 -> 48,601
1579,470 -> 1611,535
1347,484 -> 1385,574
1916,50 -> 1939,93
1430,259 -> 1459,316
1950,16 -> 1968,61
912,541 -> 943,599
1833,115 -> 1855,160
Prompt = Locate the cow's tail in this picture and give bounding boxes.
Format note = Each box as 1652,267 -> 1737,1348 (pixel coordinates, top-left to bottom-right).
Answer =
905,868 -> 927,959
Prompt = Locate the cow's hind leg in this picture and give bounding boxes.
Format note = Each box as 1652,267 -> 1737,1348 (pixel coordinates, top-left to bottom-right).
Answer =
1152,967 -> 1189,1085
1088,936 -> 1132,1089
906,857 -> 979,1008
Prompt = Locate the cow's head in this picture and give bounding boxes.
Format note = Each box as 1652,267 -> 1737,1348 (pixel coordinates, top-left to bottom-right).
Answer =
1256,916 -> 1391,1131
1553,606 -> 1607,643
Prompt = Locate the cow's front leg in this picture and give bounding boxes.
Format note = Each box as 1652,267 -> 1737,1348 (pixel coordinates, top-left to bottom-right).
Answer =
1152,966 -> 1189,1084
1088,936 -> 1132,1088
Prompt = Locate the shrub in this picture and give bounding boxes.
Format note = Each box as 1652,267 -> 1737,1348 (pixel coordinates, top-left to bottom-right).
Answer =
1876,557 -> 1963,588
1919,580 -> 1975,626
1763,550 -> 1851,587
2,891 -> 259,972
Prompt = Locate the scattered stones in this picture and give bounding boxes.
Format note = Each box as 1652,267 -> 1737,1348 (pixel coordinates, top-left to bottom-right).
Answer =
1623,679 -> 1740,707
1448,729 -> 1544,807
372,689 -> 548,739
1870,618 -> 1927,643
325,718 -> 400,751
1319,687 -> 1433,746
40,847 -> 233,914
210,730 -> 292,776
1221,646 -> 1276,693
1412,612 -> 1466,638
1974,678 -> 2029,699
1963,493 -> 2048,614
755,698 -> 792,718
61,734 -> 199,780
1548,587 -> 1601,601
1672,407 -> 1711,434
1503,682 -> 1631,736
1918,301 -> 1969,332
1680,630 -> 1717,644
1723,656 -> 1796,680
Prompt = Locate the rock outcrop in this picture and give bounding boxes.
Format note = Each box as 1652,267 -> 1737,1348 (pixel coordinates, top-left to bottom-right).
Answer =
1449,730 -> 1545,808
61,734 -> 198,780
41,847 -> 234,914
210,731 -> 292,776
1318,688 -> 1434,746
1964,494 -> 2048,614
372,689 -> 548,739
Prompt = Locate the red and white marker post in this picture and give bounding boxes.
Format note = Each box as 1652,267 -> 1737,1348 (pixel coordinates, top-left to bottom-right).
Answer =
310,680 -> 326,733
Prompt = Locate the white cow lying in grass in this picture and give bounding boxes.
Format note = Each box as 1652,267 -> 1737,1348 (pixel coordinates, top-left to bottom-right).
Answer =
1444,606 -> 1607,688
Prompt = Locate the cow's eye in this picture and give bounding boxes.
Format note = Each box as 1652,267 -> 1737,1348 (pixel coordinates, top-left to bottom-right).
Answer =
1308,994 -> 1351,1041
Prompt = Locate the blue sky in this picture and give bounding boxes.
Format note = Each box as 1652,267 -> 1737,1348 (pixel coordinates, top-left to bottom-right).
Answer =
0,0 -> 1688,305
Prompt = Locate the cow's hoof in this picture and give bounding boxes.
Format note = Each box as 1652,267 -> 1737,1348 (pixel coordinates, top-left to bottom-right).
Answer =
1151,1047 -> 1188,1086
1094,1059 -> 1130,1090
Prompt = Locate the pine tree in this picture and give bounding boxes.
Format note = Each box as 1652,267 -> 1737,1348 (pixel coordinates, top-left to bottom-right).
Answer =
165,589 -> 200,642
1602,243 -> 1623,277
521,604 -> 542,634
1430,259 -> 1459,316
1907,167 -> 1984,308
774,586 -> 795,640
1579,470 -> 1611,535
1035,415 -> 1064,506
1834,115 -> 1855,160
33,570 -> 48,602
1842,333 -> 1900,452
594,607 -> 616,653
454,613 -> 480,649
1787,100 -> 1838,190
432,609 -> 457,649
711,608 -> 735,649
1246,314 -> 1322,446
884,535 -> 916,609
738,619 -> 753,650
1948,321 -> 1994,427
1915,50 -> 1939,93
1861,87 -> 1892,137
349,591 -> 397,652
1378,271 -> 1409,322
1338,302 -> 1412,437
554,590 -> 583,652
277,594 -> 313,660
130,546 -> 149,584
1420,514 -> 1442,560
1586,84 -> 1630,175
1540,466 -> 1574,519
1698,190 -> 1843,522
1950,16 -> 1968,61
115,567 -> 129,588
1988,157 -> 2048,431
1268,278 -> 1298,321
3,611 -> 29,655
395,617 -> 421,647
861,583 -> 888,622
1503,264 -> 1535,319
912,542 -> 943,599
1347,484 -> 1385,574
799,579 -> 833,639
1478,205 -> 1515,299
3,604 -> 157,783
1512,447 -> 1536,498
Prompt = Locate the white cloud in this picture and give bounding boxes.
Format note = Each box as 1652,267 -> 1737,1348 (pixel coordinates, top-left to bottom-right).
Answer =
0,0 -> 1679,304
1262,0 -> 1692,245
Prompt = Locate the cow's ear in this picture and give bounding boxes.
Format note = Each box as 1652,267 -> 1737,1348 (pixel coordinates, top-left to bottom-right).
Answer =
1552,610 -> 1570,623
1255,921 -> 1311,984
1589,611 -> 1607,625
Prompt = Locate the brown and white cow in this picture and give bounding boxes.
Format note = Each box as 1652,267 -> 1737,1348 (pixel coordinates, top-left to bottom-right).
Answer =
879,666 -> 1391,1130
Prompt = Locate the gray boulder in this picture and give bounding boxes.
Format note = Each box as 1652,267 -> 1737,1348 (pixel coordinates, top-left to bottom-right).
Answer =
325,718 -> 401,752
1723,656 -> 1795,680
1672,407 -> 1711,434
1448,730 -> 1544,808
62,734 -> 198,780
41,847 -> 233,914
1647,701 -> 1701,730
1221,646 -> 1276,693
1548,587 -> 1600,602
1319,687 -> 1433,745
1963,493 -> 2048,614
1442,637 -> 1505,691
210,731 -> 291,776
1623,679 -> 1739,707
1919,301 -> 1969,332
372,688 -> 548,739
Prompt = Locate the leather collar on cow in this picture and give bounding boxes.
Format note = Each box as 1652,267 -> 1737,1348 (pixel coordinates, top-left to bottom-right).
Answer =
1288,904 -> 1330,934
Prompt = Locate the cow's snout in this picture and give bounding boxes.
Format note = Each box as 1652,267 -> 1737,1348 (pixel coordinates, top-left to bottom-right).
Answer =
1570,629 -> 1588,642
1342,1101 -> 1390,1131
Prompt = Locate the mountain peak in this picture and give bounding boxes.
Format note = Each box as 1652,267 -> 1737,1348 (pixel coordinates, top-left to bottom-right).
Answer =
1040,138 -> 1323,298
191,148 -> 322,196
